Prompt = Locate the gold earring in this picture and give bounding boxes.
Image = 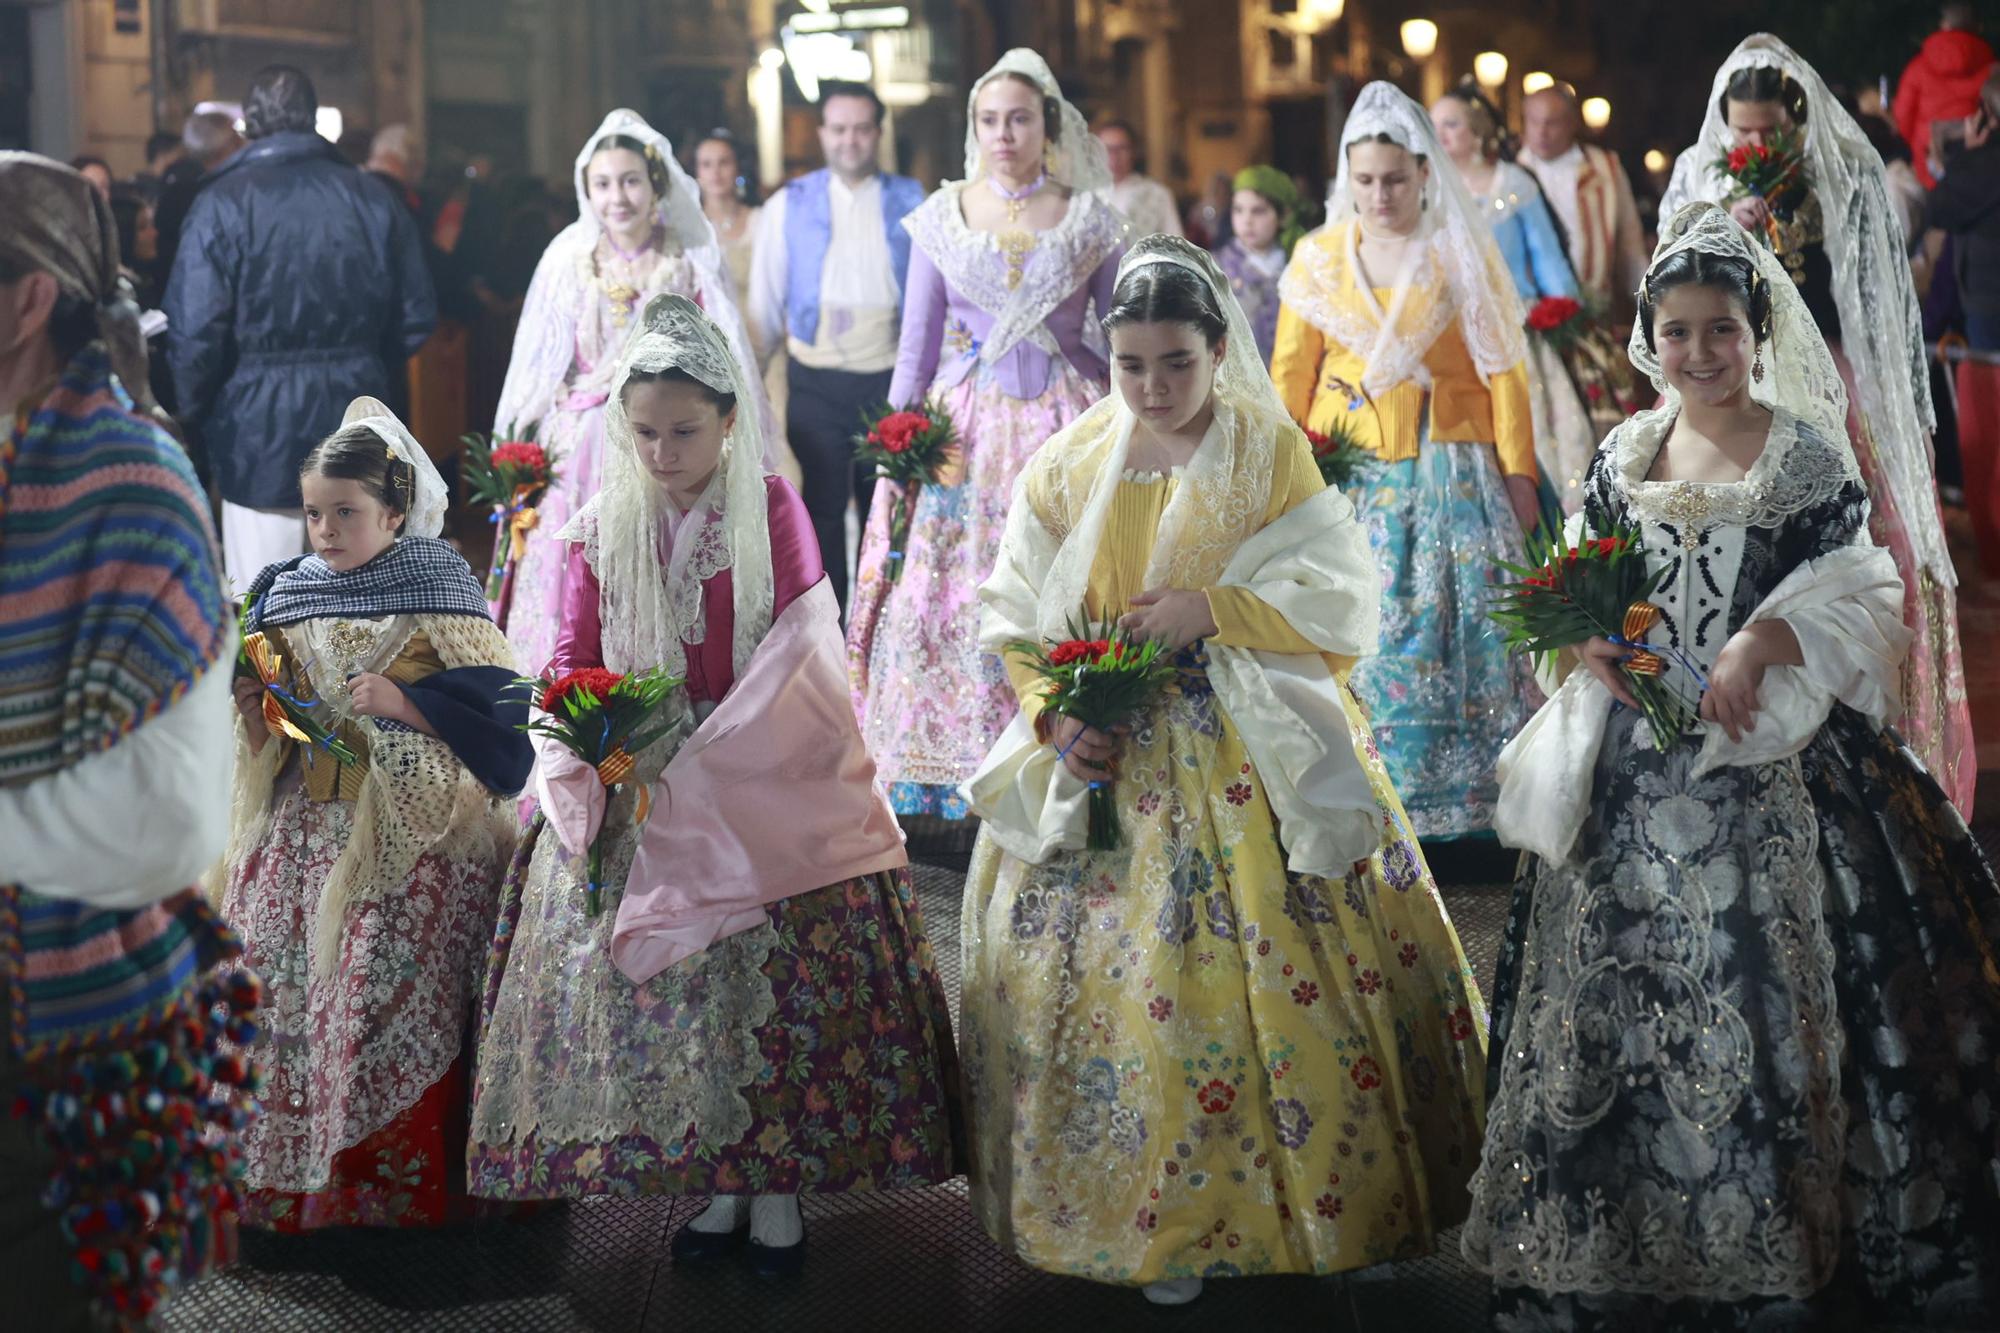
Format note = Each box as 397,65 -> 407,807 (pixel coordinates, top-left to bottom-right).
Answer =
1044,140 -> 1055,173
1752,348 -> 1765,383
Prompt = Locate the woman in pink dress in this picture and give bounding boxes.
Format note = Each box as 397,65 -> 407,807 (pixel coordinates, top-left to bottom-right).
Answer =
846,49 -> 1127,818
470,295 -> 956,1275
492,109 -> 763,674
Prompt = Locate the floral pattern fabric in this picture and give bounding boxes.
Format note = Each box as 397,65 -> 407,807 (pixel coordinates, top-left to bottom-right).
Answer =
1345,436 -> 1543,838
1464,450 -> 2000,1328
224,779 -> 501,1227
467,811 -> 959,1199
847,365 -> 1102,816
962,641 -> 1489,1286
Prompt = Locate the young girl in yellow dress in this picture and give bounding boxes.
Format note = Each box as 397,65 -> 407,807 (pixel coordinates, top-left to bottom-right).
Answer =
960,235 -> 1488,1307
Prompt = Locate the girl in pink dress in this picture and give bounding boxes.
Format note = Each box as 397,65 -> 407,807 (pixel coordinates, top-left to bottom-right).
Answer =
470,296 -> 956,1276
492,109 -> 764,674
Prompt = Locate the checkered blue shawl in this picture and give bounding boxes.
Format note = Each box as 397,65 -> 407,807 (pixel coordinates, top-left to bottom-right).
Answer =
245,536 -> 493,630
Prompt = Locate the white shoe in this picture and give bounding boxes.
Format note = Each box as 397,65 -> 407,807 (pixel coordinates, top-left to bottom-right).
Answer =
1142,1278 -> 1203,1305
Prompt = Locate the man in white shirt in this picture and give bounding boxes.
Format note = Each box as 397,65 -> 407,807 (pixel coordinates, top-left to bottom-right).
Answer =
1096,120 -> 1184,238
748,82 -> 925,613
1518,88 -> 1649,324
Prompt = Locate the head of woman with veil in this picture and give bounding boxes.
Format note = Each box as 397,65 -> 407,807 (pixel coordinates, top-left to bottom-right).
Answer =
586,292 -> 773,676
297,397 -> 453,572
963,49 -> 1112,194
1630,200 -> 1852,454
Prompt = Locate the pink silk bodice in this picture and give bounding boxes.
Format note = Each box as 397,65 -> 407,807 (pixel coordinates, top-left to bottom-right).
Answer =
551,474 -> 824,698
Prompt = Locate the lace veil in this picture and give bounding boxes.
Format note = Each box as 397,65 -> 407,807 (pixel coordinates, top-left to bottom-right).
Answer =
339,396 -> 450,540
962,48 -> 1110,195
494,110 -> 771,449
1031,235 -> 1294,635
1280,81 -> 1525,396
1659,34 -> 1946,584
1614,201 -> 1859,527
566,293 -> 772,681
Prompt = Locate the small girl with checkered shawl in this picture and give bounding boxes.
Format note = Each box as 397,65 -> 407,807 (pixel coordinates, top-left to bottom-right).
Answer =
214,399 -> 532,1230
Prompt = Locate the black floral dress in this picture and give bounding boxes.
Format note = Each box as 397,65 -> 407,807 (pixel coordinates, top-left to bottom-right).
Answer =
1463,415 -> 2000,1330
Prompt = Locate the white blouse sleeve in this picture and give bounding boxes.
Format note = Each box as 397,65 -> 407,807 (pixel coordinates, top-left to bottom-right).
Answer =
0,663 -> 236,907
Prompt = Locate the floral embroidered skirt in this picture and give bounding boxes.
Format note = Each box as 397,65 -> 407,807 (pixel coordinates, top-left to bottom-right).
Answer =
846,366 -> 1102,818
467,806 -> 960,1198
960,660 -> 1488,1285
1345,435 -> 1542,839
223,782 -> 503,1229
1464,708 -> 2000,1328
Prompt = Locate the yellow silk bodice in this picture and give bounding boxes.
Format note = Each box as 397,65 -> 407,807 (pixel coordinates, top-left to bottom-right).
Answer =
1270,222 -> 1535,477
265,625 -> 448,802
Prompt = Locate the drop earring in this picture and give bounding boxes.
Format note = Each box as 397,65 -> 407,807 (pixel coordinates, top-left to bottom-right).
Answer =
1751,347 -> 1765,383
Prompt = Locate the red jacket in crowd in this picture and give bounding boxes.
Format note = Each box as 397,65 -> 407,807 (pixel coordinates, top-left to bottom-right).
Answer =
1897,27 -> 1997,187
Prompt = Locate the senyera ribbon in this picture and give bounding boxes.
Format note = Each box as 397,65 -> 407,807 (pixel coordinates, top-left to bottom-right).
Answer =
1608,600 -> 1709,689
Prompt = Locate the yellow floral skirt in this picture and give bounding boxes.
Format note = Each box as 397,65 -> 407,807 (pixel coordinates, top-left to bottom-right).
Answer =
961,667 -> 1488,1284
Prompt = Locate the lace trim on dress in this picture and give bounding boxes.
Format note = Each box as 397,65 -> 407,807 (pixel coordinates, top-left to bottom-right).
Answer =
1465,755 -> 1845,1299
903,183 -> 1126,367
1608,406 -> 1861,543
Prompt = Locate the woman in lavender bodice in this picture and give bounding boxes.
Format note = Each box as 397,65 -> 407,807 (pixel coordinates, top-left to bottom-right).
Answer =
492,109 -> 763,675
846,48 -> 1127,818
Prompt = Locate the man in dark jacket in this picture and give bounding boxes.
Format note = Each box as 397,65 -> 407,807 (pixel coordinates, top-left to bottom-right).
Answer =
165,65 -> 436,592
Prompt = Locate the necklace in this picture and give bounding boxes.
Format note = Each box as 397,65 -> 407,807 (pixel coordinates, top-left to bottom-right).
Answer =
1355,216 -> 1417,244
598,226 -> 660,328
988,170 -> 1047,225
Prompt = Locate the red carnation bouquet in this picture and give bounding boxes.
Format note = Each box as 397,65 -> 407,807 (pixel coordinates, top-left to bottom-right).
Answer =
1526,295 -> 1586,350
1523,297 -> 1645,425
854,401 -> 962,584
462,422 -> 553,603
1717,130 -> 1805,229
1489,524 -> 1693,747
1007,619 -> 1178,851
517,664 -> 683,914
1304,418 -> 1376,490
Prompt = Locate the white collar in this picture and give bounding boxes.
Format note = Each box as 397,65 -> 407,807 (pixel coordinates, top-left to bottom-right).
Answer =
1530,144 -> 1585,172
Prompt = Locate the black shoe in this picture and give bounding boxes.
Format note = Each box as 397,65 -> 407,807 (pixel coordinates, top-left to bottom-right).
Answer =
744,1232 -> 807,1278
670,1215 -> 749,1265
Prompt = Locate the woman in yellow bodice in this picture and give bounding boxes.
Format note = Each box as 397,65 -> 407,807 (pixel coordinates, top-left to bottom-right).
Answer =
1272,81 -> 1542,839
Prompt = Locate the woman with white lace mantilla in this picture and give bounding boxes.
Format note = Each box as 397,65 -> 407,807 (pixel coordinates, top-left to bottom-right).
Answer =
1270,82 -> 1542,840
492,110 -> 766,676
468,296 -> 957,1277
1661,34 -> 1975,815
962,236 -> 1488,1308
846,48 -> 1127,820
1462,202 -> 2000,1329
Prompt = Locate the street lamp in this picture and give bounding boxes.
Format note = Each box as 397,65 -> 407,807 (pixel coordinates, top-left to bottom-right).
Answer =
1521,70 -> 1554,96
1643,148 -> 1669,173
1581,97 -> 1612,129
1400,19 -> 1438,60
1473,51 -> 1508,89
